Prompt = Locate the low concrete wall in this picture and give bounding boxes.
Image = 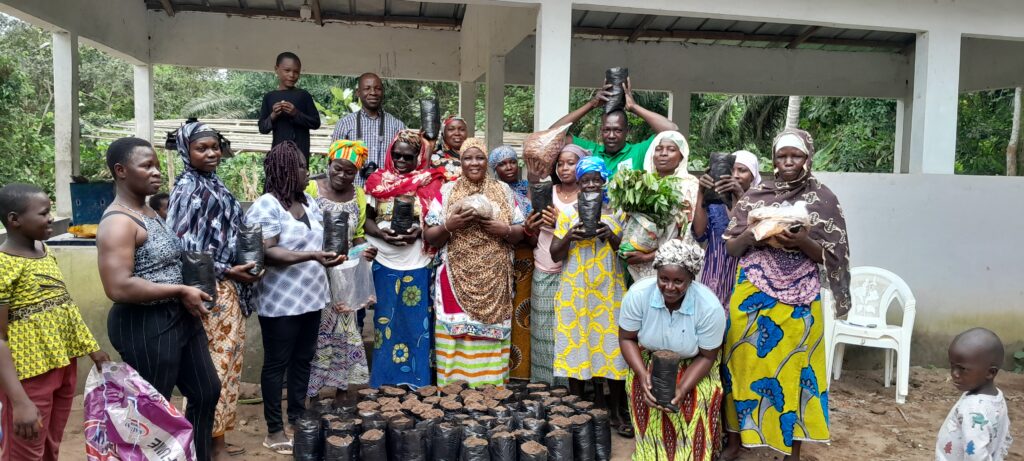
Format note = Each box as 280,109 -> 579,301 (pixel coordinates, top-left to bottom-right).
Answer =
816,173 -> 1024,369
51,173 -> 1024,393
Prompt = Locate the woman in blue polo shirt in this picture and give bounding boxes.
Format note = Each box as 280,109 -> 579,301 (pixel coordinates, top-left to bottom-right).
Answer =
618,238 -> 726,461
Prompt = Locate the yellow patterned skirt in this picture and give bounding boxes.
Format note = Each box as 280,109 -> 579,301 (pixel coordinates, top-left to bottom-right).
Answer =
510,246 -> 534,379
722,267 -> 830,455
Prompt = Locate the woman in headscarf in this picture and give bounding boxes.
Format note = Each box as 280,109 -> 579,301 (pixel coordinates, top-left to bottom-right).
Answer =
619,239 -> 726,461
166,121 -> 261,459
489,145 -> 533,380
721,129 -> 851,461
693,150 -> 762,308
363,130 -> 443,388
621,130 -> 700,282
524,144 -> 590,386
424,138 -> 526,387
549,156 -> 631,435
429,116 -> 469,181
304,140 -> 374,405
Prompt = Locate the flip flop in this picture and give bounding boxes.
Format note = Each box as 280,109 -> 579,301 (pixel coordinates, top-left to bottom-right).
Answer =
262,438 -> 293,455
226,443 -> 247,456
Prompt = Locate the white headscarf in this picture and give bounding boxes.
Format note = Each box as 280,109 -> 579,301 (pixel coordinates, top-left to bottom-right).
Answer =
643,131 -> 699,219
731,150 -> 762,187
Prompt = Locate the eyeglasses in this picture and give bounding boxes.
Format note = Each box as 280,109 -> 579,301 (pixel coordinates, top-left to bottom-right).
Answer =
392,153 -> 418,162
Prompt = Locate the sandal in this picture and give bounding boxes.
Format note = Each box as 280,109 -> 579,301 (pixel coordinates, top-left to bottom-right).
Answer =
616,421 -> 635,438
263,438 -> 293,455
226,443 -> 247,456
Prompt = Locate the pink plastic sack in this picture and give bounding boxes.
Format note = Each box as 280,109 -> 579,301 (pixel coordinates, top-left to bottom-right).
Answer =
84,362 -> 196,461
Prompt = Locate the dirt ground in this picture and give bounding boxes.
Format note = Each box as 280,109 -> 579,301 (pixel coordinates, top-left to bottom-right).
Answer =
56,366 -> 1023,460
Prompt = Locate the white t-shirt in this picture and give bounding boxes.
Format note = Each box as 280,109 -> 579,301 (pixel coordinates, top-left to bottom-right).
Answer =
935,389 -> 1013,461
365,196 -> 432,270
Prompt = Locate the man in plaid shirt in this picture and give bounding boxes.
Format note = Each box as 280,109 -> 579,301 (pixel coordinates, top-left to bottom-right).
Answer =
330,73 -> 406,185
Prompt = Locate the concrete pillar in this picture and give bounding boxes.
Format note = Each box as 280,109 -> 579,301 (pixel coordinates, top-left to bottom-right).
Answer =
533,0 -> 572,131
909,30 -> 961,174
133,64 -> 154,142
459,81 -> 477,135
893,97 -> 913,174
669,89 -> 692,137
486,55 -> 506,150
52,31 -> 80,218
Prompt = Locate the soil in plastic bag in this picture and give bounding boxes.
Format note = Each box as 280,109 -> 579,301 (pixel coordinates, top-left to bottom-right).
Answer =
462,420 -> 488,439
234,222 -> 264,275
604,67 -> 629,114
703,151 -> 736,207
651,350 -> 682,412
293,410 -> 323,461
432,422 -> 463,461
530,180 -> 553,216
181,252 -> 217,309
461,436 -> 490,461
489,431 -> 517,461
589,409 -> 612,461
421,99 -> 441,141
456,194 -> 495,219
360,429 -> 387,460
545,429 -> 574,461
396,426 -> 428,461
514,429 -> 542,446
417,418 -> 438,458
577,191 -> 603,238
324,435 -> 358,461
569,414 -> 596,461
522,417 -> 548,437
323,209 -> 350,256
523,124 -> 572,179
521,440 -> 550,461
523,399 -> 546,420
388,416 -> 415,461
391,195 -> 417,235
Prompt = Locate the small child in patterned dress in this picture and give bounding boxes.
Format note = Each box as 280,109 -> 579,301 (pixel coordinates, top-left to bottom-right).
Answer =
935,327 -> 1013,461
0,184 -> 110,460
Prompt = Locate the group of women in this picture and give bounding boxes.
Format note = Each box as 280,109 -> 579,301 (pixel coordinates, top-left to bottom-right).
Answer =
95,110 -> 849,461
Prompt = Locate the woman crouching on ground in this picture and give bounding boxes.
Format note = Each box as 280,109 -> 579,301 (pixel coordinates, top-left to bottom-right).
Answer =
619,239 -> 726,460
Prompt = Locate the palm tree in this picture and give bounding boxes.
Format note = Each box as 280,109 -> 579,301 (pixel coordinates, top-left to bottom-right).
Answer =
702,94 -> 788,154
1007,87 -> 1021,176
786,96 -> 802,129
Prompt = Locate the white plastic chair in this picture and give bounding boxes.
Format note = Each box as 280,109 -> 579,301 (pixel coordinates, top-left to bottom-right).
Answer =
830,266 -> 917,404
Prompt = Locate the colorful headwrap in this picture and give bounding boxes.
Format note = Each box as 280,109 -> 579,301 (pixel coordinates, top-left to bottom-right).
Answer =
653,238 -> 705,276
166,121 -> 243,276
488,145 -> 518,171
732,150 -> 762,187
458,137 -> 487,156
575,156 -> 609,181
328,139 -> 369,168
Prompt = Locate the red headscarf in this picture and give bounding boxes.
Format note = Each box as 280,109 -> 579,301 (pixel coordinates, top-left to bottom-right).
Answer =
364,129 -> 445,218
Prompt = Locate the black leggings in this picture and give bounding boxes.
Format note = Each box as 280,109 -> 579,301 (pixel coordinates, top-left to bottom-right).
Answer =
259,310 -> 321,434
107,302 -> 221,461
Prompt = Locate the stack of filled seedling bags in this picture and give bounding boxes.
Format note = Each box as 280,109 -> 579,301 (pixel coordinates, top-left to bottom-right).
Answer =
293,380 -> 613,461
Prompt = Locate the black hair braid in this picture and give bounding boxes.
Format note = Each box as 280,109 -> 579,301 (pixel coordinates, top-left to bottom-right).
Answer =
264,141 -> 307,209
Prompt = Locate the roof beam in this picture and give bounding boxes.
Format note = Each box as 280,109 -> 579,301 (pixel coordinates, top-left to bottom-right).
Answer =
787,25 -> 821,49
159,0 -> 175,16
627,15 -> 655,43
572,27 -> 908,50
312,0 -> 323,25
169,4 -> 461,28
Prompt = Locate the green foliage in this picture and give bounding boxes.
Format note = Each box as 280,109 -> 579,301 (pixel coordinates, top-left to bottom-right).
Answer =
217,151 -> 266,201
314,87 -> 360,126
957,89 -> 1015,175
607,170 -> 686,227
1014,350 -> 1024,374
803,97 -> 896,173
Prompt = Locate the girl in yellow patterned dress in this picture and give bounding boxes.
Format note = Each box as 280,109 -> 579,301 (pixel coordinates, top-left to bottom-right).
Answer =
549,156 -> 631,434
0,184 -> 109,460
